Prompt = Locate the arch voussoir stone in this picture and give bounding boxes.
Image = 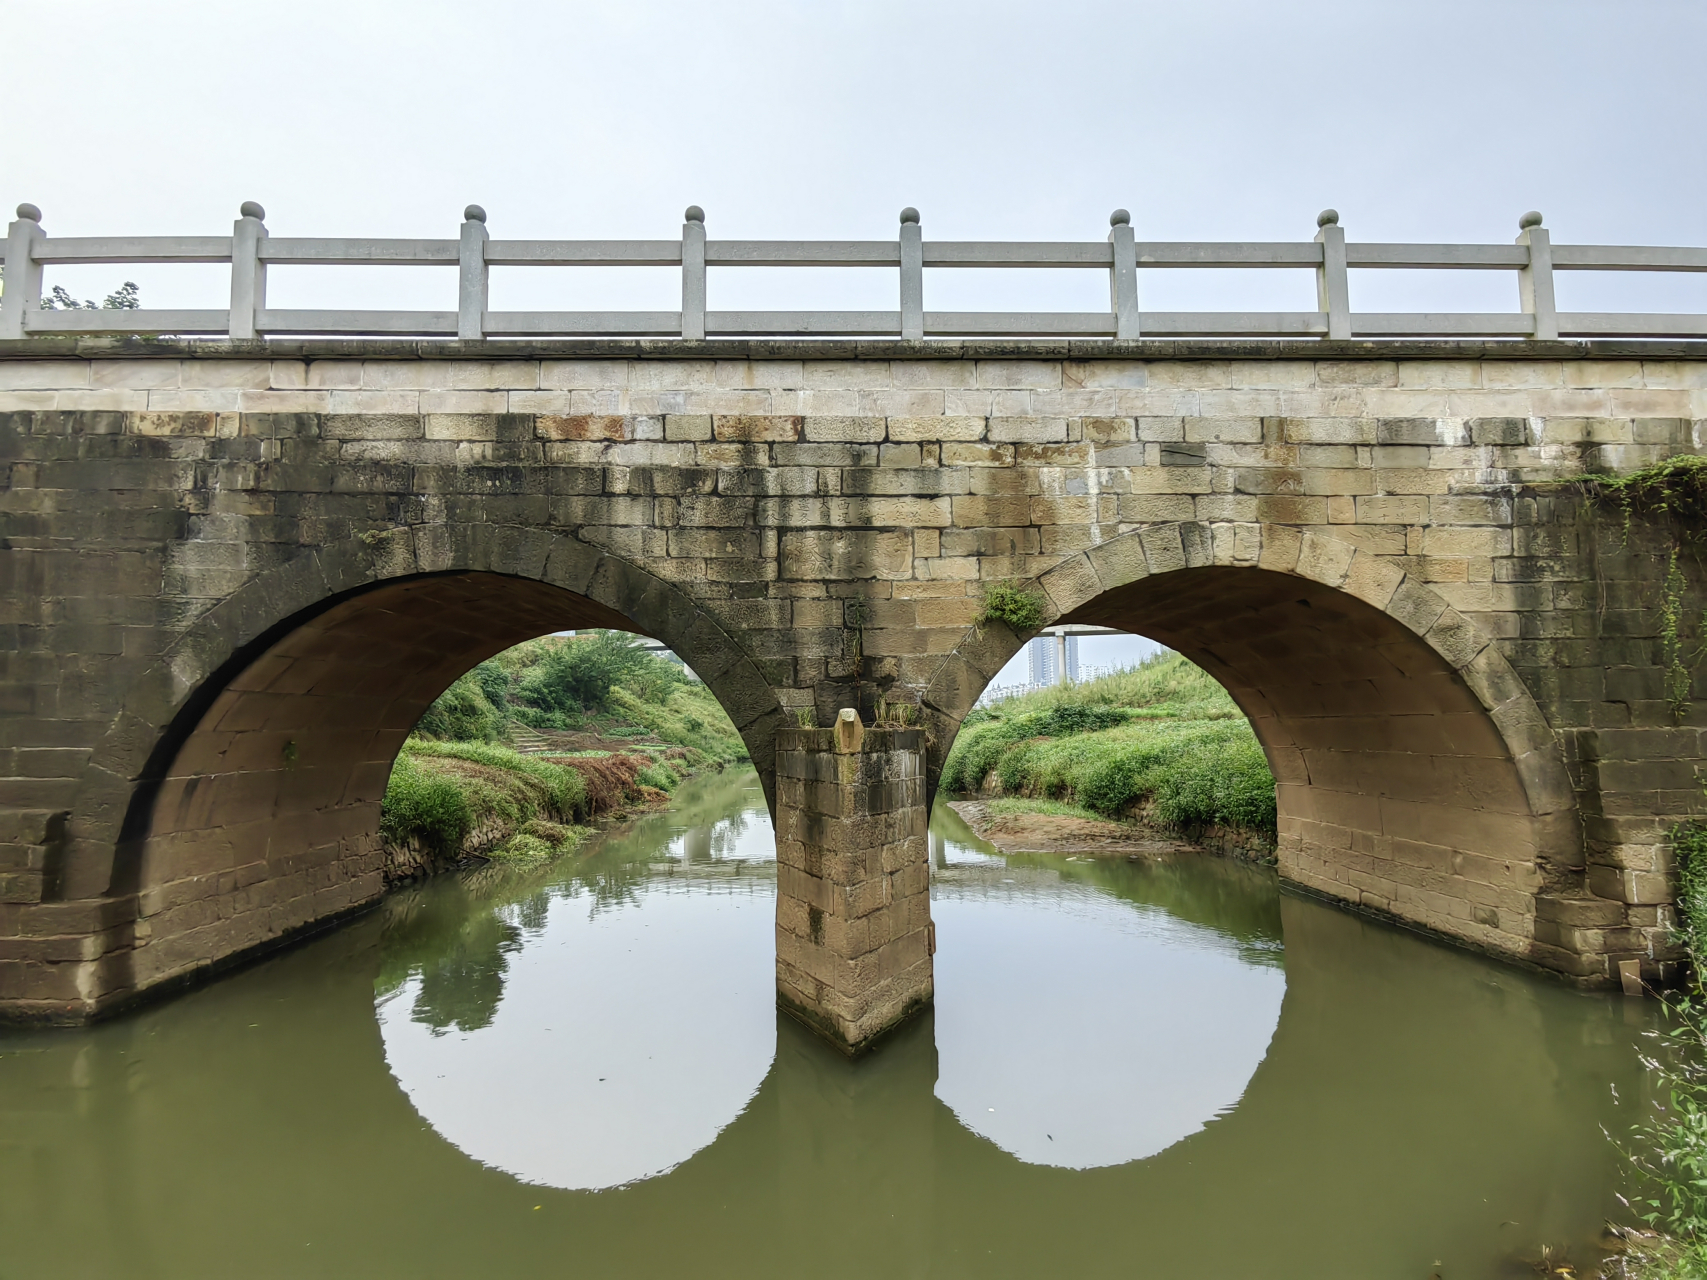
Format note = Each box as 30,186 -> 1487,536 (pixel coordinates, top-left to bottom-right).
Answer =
1037,553 -> 1100,619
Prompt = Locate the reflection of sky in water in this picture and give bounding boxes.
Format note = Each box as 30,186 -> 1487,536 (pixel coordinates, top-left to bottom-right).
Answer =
929,823 -> 1283,1171
379,780 -> 1285,1191
379,803 -> 778,1192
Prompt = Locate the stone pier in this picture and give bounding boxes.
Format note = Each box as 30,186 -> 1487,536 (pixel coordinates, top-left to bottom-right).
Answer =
774,714 -> 933,1054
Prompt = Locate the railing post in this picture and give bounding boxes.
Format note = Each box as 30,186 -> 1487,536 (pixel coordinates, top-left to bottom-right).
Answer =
1314,209 -> 1351,340
228,201 -> 268,341
899,207 -> 923,341
1517,210 -> 1558,341
1108,208 -> 1139,339
682,205 -> 706,341
1,203 -> 45,341
458,205 -> 489,342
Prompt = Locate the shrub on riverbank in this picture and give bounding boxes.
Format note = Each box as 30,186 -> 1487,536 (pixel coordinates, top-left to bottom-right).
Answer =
1611,821 -> 1707,1278
941,652 -> 1277,835
605,682 -> 748,766
381,741 -> 591,865
409,633 -> 748,767
382,634 -> 749,876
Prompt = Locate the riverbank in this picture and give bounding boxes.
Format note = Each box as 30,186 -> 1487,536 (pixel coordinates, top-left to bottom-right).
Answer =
949,799 -> 1195,858
941,653 -> 1278,864
380,632 -> 749,883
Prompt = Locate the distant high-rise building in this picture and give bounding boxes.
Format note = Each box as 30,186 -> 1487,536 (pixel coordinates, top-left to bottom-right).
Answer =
1027,635 -> 1056,686
1065,633 -> 1080,682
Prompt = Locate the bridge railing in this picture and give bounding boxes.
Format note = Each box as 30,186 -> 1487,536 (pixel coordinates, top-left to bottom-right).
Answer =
4,201 -> 1705,343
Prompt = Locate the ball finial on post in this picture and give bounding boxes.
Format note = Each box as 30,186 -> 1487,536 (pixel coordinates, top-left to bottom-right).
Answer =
684,205 -> 704,224
15,203 -> 41,223
1110,209 -> 1131,227
463,204 -> 487,224
1317,208 -> 1340,228
899,207 -> 920,225
1519,210 -> 1544,230
239,201 -> 266,221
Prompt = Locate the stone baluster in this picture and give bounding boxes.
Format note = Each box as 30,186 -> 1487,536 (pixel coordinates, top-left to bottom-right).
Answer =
1108,208 -> 1139,339
682,205 -> 706,341
1315,208 -> 1351,340
228,201 -> 268,342
899,207 -> 923,341
1,204 -> 45,341
458,204 -> 489,342
1518,210 -> 1558,341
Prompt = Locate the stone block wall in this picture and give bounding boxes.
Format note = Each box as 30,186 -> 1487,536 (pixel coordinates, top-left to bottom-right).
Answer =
774,720 -> 931,1052
4,336 -> 1707,1016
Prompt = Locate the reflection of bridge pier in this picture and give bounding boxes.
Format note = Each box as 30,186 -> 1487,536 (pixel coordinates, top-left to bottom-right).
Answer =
681,825 -> 712,865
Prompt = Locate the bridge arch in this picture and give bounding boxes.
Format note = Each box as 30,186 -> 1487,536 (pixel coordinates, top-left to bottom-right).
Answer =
62,524 -> 783,1004
921,522 -> 1588,973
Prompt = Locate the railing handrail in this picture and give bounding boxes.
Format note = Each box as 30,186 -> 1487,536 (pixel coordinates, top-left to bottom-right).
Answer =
5,201 -> 1705,344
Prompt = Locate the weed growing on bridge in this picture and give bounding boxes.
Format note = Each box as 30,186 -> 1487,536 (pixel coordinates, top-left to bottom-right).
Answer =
872,696 -> 916,727
976,581 -> 1046,634
1582,454 -> 1707,532
1576,457 -> 1707,725
1661,549 -> 1698,724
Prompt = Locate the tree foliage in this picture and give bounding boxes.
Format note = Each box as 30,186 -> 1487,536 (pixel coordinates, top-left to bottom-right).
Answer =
40,281 -> 141,311
511,631 -> 657,720
412,670 -> 504,742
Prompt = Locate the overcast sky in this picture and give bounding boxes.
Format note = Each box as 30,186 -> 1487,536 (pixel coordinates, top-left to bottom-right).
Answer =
7,0 -> 1701,682
9,0 -> 1705,317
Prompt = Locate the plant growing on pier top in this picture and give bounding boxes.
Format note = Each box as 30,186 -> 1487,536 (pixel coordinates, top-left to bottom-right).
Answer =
976,580 -> 1045,634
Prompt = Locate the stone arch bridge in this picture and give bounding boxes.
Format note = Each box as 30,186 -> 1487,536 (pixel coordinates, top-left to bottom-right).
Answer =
2,338 -> 1701,1044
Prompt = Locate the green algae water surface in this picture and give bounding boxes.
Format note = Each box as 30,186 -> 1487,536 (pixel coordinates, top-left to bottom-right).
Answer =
0,768 -> 1653,1279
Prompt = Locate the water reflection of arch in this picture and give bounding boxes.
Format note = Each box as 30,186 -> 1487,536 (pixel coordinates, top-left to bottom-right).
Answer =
66,525 -> 783,1013
8,855 -> 1640,1279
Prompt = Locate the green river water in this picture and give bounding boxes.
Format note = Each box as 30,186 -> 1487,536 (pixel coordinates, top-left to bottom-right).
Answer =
0,768 -> 1658,1278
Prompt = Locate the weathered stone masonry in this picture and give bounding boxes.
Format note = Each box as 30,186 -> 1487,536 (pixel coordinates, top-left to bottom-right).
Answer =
775,717 -> 931,1053
3,336 -> 1706,1025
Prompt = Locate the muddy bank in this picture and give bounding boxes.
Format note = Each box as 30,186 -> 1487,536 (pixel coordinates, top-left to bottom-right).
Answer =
948,799 -> 1275,865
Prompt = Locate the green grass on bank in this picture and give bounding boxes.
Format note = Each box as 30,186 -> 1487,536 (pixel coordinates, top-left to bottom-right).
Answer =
606,683 -> 748,766
381,740 -> 591,863
412,633 -> 748,765
942,652 -> 1277,834
381,632 -> 748,868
